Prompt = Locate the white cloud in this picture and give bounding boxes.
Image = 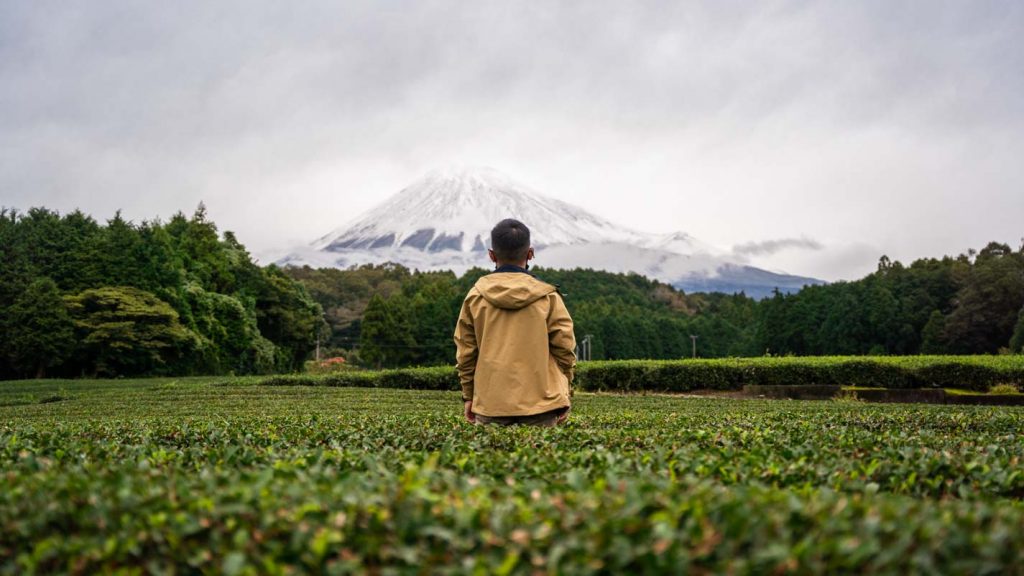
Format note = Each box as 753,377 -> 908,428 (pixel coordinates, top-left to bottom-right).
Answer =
1,1 -> 1022,282
732,237 -> 824,257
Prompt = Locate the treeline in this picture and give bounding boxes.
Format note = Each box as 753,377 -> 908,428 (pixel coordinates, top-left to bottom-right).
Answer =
287,265 -> 469,368
0,206 -> 322,379
287,264 -> 763,367
3,204 -> 1021,378
759,242 -> 1024,356
287,241 -> 1024,367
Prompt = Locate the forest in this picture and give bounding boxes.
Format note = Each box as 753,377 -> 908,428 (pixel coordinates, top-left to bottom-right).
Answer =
289,240 -> 1024,368
1,205 -> 1022,378
0,206 -> 322,379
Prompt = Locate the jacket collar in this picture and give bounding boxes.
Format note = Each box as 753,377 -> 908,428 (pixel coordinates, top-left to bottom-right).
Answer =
487,264 -> 565,297
492,263 -> 532,275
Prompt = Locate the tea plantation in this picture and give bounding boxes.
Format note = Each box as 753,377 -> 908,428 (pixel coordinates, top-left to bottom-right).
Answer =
2,377 -> 1023,574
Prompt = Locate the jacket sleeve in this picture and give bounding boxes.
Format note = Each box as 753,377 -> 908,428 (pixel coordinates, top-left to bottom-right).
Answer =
453,294 -> 478,402
547,292 -> 577,388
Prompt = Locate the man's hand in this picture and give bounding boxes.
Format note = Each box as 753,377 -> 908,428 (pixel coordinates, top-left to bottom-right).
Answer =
464,400 -> 476,423
555,406 -> 570,425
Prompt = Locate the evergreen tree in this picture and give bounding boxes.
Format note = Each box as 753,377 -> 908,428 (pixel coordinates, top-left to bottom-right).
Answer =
94,211 -> 146,288
4,277 -> 75,378
254,266 -> 321,371
920,310 -> 948,354
359,294 -> 415,368
943,243 -> 1024,353
409,290 -> 453,365
865,282 -> 899,354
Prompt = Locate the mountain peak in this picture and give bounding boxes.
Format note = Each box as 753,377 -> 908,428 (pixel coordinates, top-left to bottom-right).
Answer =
311,167 -> 645,253
281,167 -> 825,298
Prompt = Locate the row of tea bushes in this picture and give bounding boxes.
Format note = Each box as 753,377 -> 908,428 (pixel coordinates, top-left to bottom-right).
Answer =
261,365 -> 457,390
6,459 -> 1024,573
577,356 -> 1024,392
4,380 -> 1024,572
261,356 -> 1024,393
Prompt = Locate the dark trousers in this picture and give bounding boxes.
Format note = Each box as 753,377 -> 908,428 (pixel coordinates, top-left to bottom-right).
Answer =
473,406 -> 569,427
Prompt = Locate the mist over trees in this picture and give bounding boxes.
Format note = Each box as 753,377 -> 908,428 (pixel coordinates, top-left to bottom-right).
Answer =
0,206 -> 321,379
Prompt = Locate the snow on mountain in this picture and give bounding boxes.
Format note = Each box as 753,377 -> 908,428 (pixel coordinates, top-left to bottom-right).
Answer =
278,166 -> 823,298
310,166 -> 655,252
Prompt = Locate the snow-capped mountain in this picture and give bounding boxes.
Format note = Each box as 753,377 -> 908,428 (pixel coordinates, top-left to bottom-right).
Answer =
309,166 -> 672,252
278,166 -> 823,298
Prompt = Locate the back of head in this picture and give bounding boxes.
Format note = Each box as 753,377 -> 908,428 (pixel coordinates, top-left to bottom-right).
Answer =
490,219 -> 531,262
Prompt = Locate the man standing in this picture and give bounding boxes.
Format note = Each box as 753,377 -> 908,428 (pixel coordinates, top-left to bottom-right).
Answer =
453,219 -> 576,426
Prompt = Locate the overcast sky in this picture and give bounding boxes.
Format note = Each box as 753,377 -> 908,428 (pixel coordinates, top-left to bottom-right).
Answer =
2,1 -> 1022,281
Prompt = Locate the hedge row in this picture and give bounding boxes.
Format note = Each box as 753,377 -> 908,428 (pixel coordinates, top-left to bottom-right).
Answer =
261,366 -> 457,390
578,356 -> 1024,392
261,356 -> 1024,393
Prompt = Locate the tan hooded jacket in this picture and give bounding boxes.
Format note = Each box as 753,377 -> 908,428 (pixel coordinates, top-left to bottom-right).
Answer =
453,272 -> 576,417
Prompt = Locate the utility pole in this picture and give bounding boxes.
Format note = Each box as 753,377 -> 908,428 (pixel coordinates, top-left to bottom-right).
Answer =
689,334 -> 698,359
577,334 -> 594,362
315,312 -> 327,363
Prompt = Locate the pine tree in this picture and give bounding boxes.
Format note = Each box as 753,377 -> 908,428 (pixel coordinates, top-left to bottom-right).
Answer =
360,294 -> 415,368
4,277 -> 75,378
920,310 -> 948,354
95,211 -> 145,287
408,278 -> 458,365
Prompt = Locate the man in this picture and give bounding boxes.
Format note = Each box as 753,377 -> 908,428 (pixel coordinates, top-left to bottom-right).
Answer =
453,219 -> 577,427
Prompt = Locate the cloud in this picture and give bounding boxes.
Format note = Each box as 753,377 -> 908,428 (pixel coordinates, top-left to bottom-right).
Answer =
1,1 -> 1022,282
732,237 -> 824,257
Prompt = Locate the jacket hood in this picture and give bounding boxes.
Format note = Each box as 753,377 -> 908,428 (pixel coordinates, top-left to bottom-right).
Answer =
473,273 -> 558,310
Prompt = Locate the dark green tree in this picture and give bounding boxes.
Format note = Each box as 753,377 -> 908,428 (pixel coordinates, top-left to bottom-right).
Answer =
408,290 -> 455,365
92,211 -> 147,288
254,266 -> 322,372
360,293 -> 415,368
1009,306 -> 1024,354
4,278 -> 76,378
64,286 -> 201,377
943,243 -> 1024,353
920,310 -> 948,354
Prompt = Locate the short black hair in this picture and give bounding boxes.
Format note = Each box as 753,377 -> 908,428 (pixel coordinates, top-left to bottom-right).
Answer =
490,219 -> 531,262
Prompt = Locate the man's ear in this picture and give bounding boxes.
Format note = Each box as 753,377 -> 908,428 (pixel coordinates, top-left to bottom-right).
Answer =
527,247 -> 534,261
487,249 -> 497,264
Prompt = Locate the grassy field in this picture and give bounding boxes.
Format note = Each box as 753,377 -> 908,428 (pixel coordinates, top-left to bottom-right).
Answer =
2,377 -> 1024,574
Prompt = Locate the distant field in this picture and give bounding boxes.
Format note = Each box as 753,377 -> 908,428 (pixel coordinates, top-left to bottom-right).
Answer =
2,377 -> 1024,573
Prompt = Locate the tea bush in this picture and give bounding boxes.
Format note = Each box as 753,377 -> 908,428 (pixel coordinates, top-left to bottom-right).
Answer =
1,378 -> 1023,573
